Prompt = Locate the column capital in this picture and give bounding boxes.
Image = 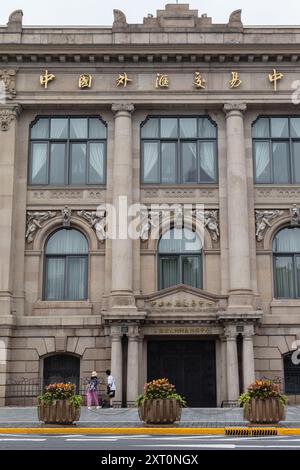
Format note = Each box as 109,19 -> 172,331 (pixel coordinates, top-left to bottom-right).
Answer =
242,324 -> 255,338
0,104 -> 22,131
224,324 -> 237,339
127,324 -> 140,340
110,324 -> 123,339
111,102 -> 135,115
223,102 -> 247,117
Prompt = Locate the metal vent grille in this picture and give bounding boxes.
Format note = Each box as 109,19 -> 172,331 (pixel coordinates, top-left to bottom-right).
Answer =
225,428 -> 278,436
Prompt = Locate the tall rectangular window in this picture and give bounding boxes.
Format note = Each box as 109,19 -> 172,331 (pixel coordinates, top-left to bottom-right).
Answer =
253,116 -> 300,184
141,117 -> 217,184
29,117 -> 107,185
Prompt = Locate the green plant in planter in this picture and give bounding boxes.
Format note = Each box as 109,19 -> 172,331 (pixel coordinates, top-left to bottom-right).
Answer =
239,379 -> 288,407
38,383 -> 82,408
136,378 -> 186,407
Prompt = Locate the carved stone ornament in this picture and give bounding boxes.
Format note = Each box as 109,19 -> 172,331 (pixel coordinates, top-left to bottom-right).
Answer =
290,204 -> 300,226
255,209 -> 284,242
7,10 -> 23,32
111,102 -> 135,114
62,206 -> 71,227
139,209 -> 157,241
194,209 -> 220,241
25,211 -> 56,243
0,70 -> 17,99
113,9 -> 128,28
228,9 -> 243,27
77,209 -> 107,242
0,106 -> 21,131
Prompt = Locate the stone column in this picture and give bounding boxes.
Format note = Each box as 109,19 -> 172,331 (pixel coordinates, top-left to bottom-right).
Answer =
0,105 -> 21,317
224,325 -> 240,401
127,325 -> 140,405
110,103 -> 135,307
110,325 -> 123,405
223,103 -> 252,309
242,324 -> 255,390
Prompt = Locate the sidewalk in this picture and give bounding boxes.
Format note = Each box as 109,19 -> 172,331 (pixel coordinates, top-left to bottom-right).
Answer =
0,406 -> 300,428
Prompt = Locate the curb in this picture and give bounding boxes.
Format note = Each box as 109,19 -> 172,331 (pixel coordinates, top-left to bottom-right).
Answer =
1,427 -> 300,435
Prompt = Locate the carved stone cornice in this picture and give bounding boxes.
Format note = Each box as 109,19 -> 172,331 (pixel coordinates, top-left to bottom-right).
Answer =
223,102 -> 247,116
111,102 -> 135,115
0,69 -> 17,99
0,105 -> 22,131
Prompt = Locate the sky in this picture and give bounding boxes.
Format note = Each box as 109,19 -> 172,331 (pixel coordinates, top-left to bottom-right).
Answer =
1,0 -> 300,26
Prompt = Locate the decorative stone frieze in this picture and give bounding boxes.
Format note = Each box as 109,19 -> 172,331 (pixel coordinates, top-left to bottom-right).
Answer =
194,209 -> 219,241
0,70 -> 17,99
255,209 -> 284,242
0,105 -> 21,131
290,204 -> 300,226
25,211 -> 57,243
77,209 -> 107,242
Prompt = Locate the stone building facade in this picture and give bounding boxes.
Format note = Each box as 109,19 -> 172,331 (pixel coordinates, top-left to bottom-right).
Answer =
1,4 -> 300,406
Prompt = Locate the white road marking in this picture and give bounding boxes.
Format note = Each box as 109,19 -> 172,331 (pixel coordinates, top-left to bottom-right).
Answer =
136,444 -> 236,449
0,438 -> 46,442
65,437 -> 118,442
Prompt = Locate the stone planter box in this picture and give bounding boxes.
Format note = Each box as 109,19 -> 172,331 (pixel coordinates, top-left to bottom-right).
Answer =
244,397 -> 285,424
38,400 -> 81,425
138,398 -> 182,424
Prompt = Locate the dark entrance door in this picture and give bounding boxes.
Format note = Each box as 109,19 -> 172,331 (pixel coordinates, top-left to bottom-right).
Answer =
43,354 -> 80,392
147,340 -> 216,407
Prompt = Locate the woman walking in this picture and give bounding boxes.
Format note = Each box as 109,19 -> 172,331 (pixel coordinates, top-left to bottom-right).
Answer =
86,371 -> 101,410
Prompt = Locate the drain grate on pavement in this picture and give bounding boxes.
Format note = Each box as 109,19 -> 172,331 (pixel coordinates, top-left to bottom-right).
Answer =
225,427 -> 278,436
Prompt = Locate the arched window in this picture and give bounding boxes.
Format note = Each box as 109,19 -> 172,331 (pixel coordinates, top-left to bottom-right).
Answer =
273,227 -> 300,298
284,351 -> 300,394
29,116 -> 107,185
44,229 -> 88,301
252,116 -> 300,184
158,228 -> 202,290
141,117 -> 217,184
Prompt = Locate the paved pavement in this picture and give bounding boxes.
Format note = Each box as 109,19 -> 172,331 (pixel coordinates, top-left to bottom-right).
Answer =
1,406 -> 300,427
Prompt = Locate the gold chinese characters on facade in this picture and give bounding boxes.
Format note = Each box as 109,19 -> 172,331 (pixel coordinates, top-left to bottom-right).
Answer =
79,74 -> 92,89
39,70 -> 285,92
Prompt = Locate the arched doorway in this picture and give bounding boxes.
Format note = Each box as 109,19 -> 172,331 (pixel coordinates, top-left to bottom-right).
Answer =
43,354 -> 80,392
284,351 -> 300,395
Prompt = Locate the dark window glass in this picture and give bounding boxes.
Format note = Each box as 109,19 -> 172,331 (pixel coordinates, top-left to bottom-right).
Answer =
71,143 -> 86,185
29,117 -> 106,185
253,116 -> 300,184
88,143 -> 104,184
272,142 -> 289,183
50,143 -> 66,185
284,352 -> 300,394
44,229 -> 88,301
143,142 -> 159,183
141,117 -> 217,184
182,142 -> 197,183
50,119 -> 68,139
273,227 -> 300,299
158,228 -> 202,290
293,142 -> 300,183
31,119 -> 49,139
31,143 -> 48,184
161,142 -> 176,183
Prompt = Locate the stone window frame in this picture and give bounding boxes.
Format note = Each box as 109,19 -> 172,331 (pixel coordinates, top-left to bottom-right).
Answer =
252,115 -> 300,185
272,225 -> 300,300
155,217 -> 205,291
140,115 -> 218,185
43,227 -> 89,301
28,115 -> 107,187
